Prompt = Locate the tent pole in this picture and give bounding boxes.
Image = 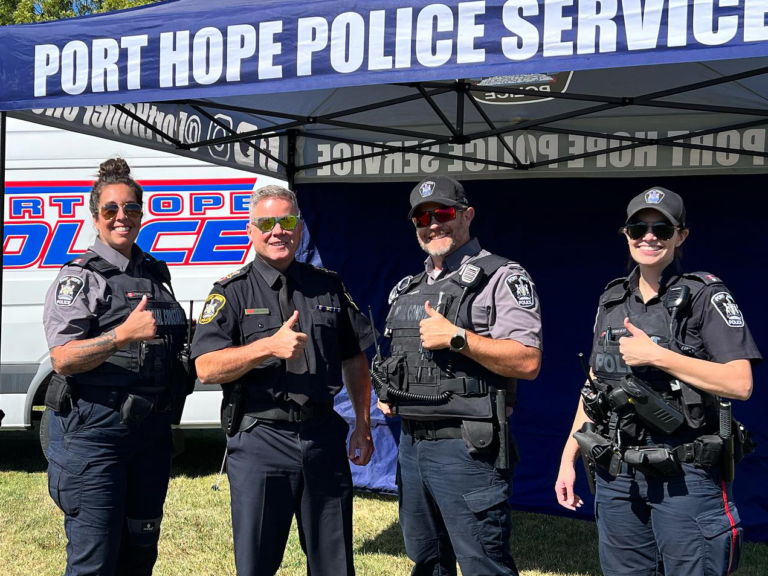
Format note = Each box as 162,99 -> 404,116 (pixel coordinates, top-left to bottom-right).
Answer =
287,129 -> 298,190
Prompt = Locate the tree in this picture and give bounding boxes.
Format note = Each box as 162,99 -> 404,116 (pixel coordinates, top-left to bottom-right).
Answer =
0,0 -> 159,26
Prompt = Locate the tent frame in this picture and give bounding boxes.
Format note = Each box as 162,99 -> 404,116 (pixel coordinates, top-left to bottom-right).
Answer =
53,64 -> 768,189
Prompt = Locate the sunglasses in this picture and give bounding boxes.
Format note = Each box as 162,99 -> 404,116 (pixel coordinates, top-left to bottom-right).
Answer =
100,202 -> 143,220
624,221 -> 678,241
412,206 -> 463,228
251,214 -> 302,233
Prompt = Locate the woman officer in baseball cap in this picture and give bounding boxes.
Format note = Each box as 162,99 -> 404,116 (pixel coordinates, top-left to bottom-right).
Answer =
555,186 -> 761,575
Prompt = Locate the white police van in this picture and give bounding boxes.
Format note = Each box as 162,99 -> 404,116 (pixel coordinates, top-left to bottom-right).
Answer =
0,118 -> 284,449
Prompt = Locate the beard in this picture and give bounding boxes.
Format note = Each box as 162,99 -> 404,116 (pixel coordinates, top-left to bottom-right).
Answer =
417,226 -> 469,257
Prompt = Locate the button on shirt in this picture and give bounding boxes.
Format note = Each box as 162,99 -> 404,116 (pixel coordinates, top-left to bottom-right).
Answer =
424,238 -> 543,351
44,239 -> 151,349
190,256 -> 375,406
591,268 -> 761,365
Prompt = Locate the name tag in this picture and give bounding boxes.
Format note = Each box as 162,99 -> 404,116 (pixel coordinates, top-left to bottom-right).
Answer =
315,305 -> 340,313
244,308 -> 270,315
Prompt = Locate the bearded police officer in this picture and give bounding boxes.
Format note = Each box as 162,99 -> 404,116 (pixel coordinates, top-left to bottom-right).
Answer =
375,176 -> 543,576
191,185 -> 375,576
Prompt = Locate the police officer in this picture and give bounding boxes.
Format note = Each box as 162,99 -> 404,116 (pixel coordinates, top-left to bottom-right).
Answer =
43,158 -> 189,576
376,176 -> 543,576
555,187 -> 761,576
191,184 -> 375,576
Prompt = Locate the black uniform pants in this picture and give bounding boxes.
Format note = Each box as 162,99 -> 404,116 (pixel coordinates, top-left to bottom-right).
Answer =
226,411 -> 354,576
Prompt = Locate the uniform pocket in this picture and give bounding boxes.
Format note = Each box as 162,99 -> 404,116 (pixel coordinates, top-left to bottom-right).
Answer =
696,503 -> 743,575
240,315 -> 282,367
463,481 -> 511,560
47,445 -> 89,515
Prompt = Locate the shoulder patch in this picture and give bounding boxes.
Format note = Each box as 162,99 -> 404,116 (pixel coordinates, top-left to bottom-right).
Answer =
711,292 -> 745,328
55,275 -> 85,306
389,275 -> 414,305
684,272 -> 723,286
504,274 -> 536,309
199,294 -> 227,324
216,266 -> 248,286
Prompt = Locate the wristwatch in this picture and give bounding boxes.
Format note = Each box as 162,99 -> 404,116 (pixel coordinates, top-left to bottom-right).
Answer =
449,328 -> 467,352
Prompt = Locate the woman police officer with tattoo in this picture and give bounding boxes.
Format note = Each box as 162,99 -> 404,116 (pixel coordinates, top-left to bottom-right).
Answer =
555,187 -> 761,576
42,159 -> 189,576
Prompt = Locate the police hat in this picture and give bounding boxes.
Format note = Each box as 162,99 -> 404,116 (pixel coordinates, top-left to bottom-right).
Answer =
626,186 -> 686,227
408,176 -> 469,218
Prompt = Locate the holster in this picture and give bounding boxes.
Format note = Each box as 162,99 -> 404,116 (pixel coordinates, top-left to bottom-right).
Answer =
573,428 -> 614,470
733,418 -> 756,463
120,394 -> 155,425
170,350 -> 197,426
45,374 -> 74,412
222,384 -> 244,437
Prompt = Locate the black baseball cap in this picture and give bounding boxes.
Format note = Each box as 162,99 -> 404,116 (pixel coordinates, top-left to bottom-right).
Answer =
626,186 -> 686,227
408,176 -> 468,218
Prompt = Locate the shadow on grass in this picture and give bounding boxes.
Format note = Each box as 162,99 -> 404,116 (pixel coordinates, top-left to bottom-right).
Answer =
357,519 -> 407,556
171,429 -> 228,478
0,425 -> 47,473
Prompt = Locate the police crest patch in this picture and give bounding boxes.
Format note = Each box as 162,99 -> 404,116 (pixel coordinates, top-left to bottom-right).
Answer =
55,275 -> 85,306
199,294 -> 226,324
505,274 -> 535,309
645,189 -> 665,204
419,181 -> 435,197
711,292 -> 744,327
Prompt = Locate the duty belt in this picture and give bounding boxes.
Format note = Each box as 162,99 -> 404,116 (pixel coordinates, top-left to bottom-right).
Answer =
74,384 -> 173,413
402,418 -> 463,441
243,402 -> 334,424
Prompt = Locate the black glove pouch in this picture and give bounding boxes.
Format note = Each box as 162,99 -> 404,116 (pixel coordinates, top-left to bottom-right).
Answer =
624,446 -> 682,477
733,418 -> 756,463
693,435 -> 723,468
462,419 -> 495,454
120,394 -> 154,425
45,374 -> 73,412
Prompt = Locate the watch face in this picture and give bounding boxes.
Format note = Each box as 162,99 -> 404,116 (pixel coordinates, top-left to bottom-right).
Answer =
450,334 -> 466,350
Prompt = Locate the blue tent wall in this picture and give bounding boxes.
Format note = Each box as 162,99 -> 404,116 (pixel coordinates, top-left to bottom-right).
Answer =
299,175 -> 767,541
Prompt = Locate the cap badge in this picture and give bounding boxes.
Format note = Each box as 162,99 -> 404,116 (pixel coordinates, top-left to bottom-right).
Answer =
419,181 -> 435,197
645,189 -> 665,204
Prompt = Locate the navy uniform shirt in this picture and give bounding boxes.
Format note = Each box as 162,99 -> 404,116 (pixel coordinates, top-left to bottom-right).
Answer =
590,268 -> 762,366
190,256 -> 375,406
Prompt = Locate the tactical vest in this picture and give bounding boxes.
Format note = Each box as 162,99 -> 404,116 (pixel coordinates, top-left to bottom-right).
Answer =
67,251 -> 187,391
592,272 -> 720,438
384,254 -> 514,419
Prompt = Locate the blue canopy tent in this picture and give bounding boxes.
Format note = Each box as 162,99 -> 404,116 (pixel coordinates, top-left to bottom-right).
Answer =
1,0 -> 766,539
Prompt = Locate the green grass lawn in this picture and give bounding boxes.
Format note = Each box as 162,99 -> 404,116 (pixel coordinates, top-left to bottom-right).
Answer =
2,428 -> 766,576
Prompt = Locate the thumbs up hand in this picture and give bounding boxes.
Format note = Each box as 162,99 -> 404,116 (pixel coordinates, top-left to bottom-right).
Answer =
116,296 -> 157,344
270,310 -> 308,360
419,301 -> 456,351
619,317 -> 662,367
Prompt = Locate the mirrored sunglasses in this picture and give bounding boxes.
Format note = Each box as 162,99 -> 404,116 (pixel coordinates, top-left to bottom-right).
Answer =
251,214 -> 301,233
412,206 -> 462,228
100,202 -> 143,220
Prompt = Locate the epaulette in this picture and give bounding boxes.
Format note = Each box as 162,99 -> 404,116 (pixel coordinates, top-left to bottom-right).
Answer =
143,252 -> 171,284
683,272 -> 724,286
388,274 -> 419,305
66,252 -> 119,276
600,277 -> 628,306
215,264 -> 251,286
304,263 -> 340,278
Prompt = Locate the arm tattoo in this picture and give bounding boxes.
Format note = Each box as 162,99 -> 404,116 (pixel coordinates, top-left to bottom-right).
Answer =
57,330 -> 120,374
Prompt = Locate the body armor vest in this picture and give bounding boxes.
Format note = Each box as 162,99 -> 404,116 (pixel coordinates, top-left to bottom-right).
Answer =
592,272 -> 720,438
68,251 -> 187,391
384,254 -> 514,419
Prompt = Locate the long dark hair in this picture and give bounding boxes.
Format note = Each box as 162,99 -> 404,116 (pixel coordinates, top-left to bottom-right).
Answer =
89,158 -> 144,218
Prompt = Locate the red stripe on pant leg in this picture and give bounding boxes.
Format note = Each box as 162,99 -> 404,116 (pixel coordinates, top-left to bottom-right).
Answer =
722,480 -> 737,575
